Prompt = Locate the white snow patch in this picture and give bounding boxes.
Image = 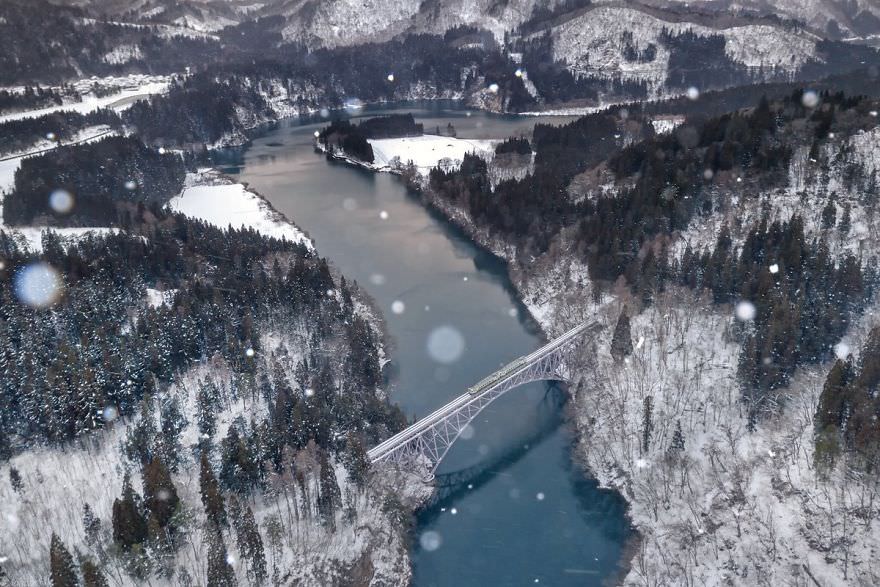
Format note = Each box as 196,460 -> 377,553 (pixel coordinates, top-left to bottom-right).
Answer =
169,172 -> 312,248
368,134 -> 495,175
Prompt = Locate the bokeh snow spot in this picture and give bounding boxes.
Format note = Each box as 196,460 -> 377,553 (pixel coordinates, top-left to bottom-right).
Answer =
735,301 -> 756,321
802,90 -> 819,108
419,530 -> 442,551
426,325 -> 465,364
391,300 -> 405,314
686,86 -> 700,100
49,189 -> 74,214
14,263 -> 63,308
488,83 -> 499,94
834,342 -> 850,359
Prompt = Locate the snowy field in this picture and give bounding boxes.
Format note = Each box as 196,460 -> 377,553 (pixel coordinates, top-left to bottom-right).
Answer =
169,172 -> 312,249
367,134 -> 495,175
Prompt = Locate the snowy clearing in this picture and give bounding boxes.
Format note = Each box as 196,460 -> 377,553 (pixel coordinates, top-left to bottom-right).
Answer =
368,134 -> 495,175
169,173 -> 313,249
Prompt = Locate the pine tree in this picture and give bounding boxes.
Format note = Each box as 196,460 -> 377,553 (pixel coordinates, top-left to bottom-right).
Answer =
641,396 -> 654,455
236,504 -> 266,585
49,533 -> 79,587
317,449 -> 341,528
839,202 -> 852,235
197,381 -> 218,439
610,307 -> 634,361
821,194 -> 837,229
111,473 -> 148,551
206,528 -> 237,587
82,504 -> 100,548
142,456 -> 180,534
80,560 -> 108,587
159,395 -> 188,470
668,420 -> 685,457
343,432 -> 370,488
8,467 -> 22,494
200,452 -> 227,527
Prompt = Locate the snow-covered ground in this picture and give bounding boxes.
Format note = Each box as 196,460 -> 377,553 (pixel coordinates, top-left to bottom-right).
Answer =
169,171 -> 313,249
0,75 -> 171,124
369,134 -> 495,174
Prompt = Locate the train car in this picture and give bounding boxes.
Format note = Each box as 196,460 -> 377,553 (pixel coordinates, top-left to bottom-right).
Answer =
468,356 -> 526,394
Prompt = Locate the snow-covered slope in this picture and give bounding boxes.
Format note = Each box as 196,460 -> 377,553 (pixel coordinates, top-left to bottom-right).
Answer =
527,5 -> 819,95
49,0 -> 880,47
633,0 -> 880,38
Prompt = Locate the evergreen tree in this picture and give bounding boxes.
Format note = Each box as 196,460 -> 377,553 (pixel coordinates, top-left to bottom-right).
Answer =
611,307 -> 634,361
668,420 -> 685,457
82,504 -> 101,548
200,452 -> 227,527
641,396 -> 654,455
206,528 -> 237,587
235,503 -> 266,585
821,195 -> 837,228
142,456 -> 180,535
317,449 -> 341,528
197,381 -> 219,439
8,467 -> 22,494
343,432 -> 371,488
111,473 -> 148,551
49,533 -> 79,587
80,560 -> 108,587
839,202 -> 852,235
159,395 -> 188,470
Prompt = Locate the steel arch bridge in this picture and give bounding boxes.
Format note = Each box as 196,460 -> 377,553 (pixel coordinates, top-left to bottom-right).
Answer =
367,321 -> 601,474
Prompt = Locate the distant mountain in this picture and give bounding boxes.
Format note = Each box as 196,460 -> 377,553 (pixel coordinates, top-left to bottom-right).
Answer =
56,0 -> 878,42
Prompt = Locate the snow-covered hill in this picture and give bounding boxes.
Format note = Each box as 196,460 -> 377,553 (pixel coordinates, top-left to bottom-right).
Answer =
49,0 -> 880,45
522,5 -> 820,96
632,0 -> 880,39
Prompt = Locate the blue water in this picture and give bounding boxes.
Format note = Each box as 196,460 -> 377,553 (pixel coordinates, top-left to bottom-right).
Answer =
222,103 -> 632,586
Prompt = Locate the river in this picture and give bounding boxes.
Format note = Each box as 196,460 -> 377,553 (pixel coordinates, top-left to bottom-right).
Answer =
219,102 -> 632,586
